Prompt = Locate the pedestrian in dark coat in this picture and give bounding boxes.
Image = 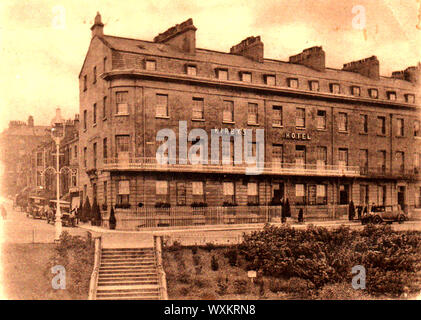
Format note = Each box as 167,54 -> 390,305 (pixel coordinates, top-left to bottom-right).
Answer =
298,208 -> 304,223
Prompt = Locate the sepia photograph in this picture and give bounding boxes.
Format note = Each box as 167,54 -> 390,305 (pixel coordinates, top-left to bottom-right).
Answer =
0,0 -> 420,308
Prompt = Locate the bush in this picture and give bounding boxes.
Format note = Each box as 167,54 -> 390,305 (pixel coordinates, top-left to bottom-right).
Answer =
191,246 -> 198,255
216,276 -> 229,295
193,254 -> 201,266
192,277 -> 207,289
91,200 -> 101,226
81,197 -> 91,223
211,255 -> 219,271
204,242 -> 216,252
179,286 -> 190,296
176,272 -> 191,284
109,207 -> 116,229
317,283 -> 372,300
233,279 -> 248,294
224,248 -> 238,267
200,290 -> 217,300
167,241 -> 182,252
269,278 -> 286,293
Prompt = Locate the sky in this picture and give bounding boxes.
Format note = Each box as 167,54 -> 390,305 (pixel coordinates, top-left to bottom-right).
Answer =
0,0 -> 420,132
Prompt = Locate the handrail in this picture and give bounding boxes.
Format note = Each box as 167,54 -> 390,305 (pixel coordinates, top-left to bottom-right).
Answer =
154,235 -> 168,300
88,236 -> 102,300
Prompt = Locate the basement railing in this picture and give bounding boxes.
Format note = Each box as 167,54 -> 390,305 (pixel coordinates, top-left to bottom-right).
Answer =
88,235 -> 102,300
154,235 -> 168,300
103,156 -> 360,177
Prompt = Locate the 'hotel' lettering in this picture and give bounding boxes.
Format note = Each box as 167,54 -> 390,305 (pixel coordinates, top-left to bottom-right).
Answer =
283,132 -> 311,140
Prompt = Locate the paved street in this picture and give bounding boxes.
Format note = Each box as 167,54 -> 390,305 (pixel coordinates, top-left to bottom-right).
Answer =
0,200 -> 88,244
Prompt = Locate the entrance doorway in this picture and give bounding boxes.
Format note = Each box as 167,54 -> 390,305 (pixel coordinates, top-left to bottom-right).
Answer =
398,186 -> 406,212
271,182 -> 285,204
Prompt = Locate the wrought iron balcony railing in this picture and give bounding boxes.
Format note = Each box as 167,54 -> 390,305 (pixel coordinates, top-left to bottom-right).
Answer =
102,156 -> 360,177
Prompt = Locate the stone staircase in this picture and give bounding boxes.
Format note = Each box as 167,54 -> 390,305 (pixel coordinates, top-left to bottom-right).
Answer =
95,248 -> 160,300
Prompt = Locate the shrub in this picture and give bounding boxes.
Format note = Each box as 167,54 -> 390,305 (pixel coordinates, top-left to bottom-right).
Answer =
211,255 -> 219,271
91,200 -> 101,226
216,276 -> 229,295
200,290 -> 217,300
233,279 -> 248,294
192,277 -> 206,289
193,254 -> 201,266
269,278 -> 287,293
109,207 -> 116,229
81,197 -> 91,223
286,277 -> 314,299
176,272 -> 191,284
317,283 -> 372,300
191,246 -> 198,255
167,241 -> 182,252
179,286 -> 190,296
224,248 -> 238,267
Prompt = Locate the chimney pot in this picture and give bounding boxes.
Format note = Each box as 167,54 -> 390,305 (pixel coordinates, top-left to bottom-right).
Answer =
289,46 -> 325,72
230,36 -> 264,62
342,56 -> 379,79
153,18 -> 197,54
91,12 -> 104,38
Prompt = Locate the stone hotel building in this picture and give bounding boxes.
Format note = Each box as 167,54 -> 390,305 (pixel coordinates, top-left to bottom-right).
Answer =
78,13 -> 421,222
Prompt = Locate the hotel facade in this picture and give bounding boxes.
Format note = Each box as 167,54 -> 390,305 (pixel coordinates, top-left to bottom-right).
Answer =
78,13 -> 421,225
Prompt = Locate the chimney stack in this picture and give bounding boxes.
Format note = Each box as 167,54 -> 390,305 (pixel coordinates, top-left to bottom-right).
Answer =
91,12 -> 104,38
27,116 -> 34,127
230,36 -> 264,63
154,18 -> 197,54
342,56 -> 379,79
289,46 -> 325,72
391,65 -> 420,83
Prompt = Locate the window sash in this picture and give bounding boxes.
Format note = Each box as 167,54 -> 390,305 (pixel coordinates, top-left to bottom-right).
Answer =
187,66 -> 197,76
331,84 -> 340,94
218,70 -> 228,80
338,113 -> 348,131
397,119 -> 404,136
241,73 -> 251,82
288,78 -> 298,88
265,75 -> 275,86
192,181 -> 204,195
248,103 -> 258,124
192,98 -> 204,119
118,180 -> 130,195
247,182 -> 258,196
116,135 -> 129,153
370,89 -> 378,98
145,60 -> 156,70
273,106 -> 282,126
156,94 -> 168,117
176,183 -> 186,205
223,182 -> 234,196
310,81 -> 319,91
156,181 -> 168,195
317,111 -> 326,129
296,108 -> 305,127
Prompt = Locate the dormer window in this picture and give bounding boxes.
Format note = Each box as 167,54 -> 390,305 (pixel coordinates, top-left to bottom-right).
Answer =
387,91 -> 397,101
216,68 -> 228,80
186,64 -> 197,76
405,94 -> 415,104
368,88 -> 378,99
145,60 -> 156,71
264,74 -> 276,86
330,83 -> 340,94
351,86 -> 360,96
309,80 -> 319,91
241,72 -> 252,83
288,78 -> 299,89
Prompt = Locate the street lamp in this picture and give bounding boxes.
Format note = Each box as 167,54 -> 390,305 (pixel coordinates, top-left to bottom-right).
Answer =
50,108 -> 65,242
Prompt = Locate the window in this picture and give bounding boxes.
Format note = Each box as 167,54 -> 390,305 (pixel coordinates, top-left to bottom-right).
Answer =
387,91 -> 397,101
83,147 -> 87,168
186,65 -> 197,76
117,180 -> 130,206
339,184 -> 349,204
351,86 -> 360,96
103,181 -> 107,206
192,97 -> 204,120
223,100 -> 234,122
287,78 -> 298,88
377,116 -> 386,135
395,151 -> 404,172
316,185 -> 327,204
295,145 -> 306,168
414,153 -> 420,171
360,114 -> 368,133
116,91 -> 128,114
272,144 -> 283,167
116,135 -> 130,153
156,180 -> 169,203
93,103 -> 97,124
369,88 -> 378,99
83,75 -> 87,91
378,150 -> 386,173
309,80 -> 319,91
145,60 -> 156,71
338,112 -> 348,132
217,69 -> 228,80
330,83 -> 340,94
405,94 -> 415,104
156,94 -> 168,117
83,110 -> 87,130
377,185 -> 386,205
192,181 -> 204,203
360,149 -> 368,173
36,152 -> 43,166
265,75 -> 276,86
360,184 -> 369,205
247,182 -> 259,205
338,148 -> 348,167
296,107 -> 305,128
93,142 -> 97,168
397,118 -> 404,136
295,184 -> 306,205
316,146 -> 327,169
103,138 -> 107,159
415,120 -> 420,137
241,72 -> 252,82
103,96 -> 107,119
317,110 -> 326,130
176,182 -> 186,206
223,182 -> 235,204
93,66 -> 97,84
272,106 -> 282,126
248,103 -> 258,124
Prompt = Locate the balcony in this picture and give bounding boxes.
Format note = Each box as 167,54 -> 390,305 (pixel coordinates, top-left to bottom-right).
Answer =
359,166 -> 419,180
103,156 -> 360,177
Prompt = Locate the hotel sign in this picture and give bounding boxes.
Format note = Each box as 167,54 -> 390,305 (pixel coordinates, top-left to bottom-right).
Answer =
284,132 -> 311,140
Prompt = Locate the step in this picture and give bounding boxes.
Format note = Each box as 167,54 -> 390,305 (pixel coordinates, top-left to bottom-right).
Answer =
98,276 -> 158,282
101,258 -> 156,263
97,280 -> 159,286
101,255 -> 155,261
96,295 -> 159,300
96,284 -> 159,292
99,273 -> 157,279
102,249 -> 154,253
100,263 -> 155,268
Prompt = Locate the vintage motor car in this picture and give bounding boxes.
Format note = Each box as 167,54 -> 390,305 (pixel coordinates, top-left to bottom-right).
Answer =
47,200 -> 75,227
27,196 -> 48,219
361,204 -> 407,225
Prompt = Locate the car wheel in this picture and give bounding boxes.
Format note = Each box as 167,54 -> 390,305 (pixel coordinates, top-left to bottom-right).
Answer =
373,216 -> 382,224
398,215 -> 405,224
